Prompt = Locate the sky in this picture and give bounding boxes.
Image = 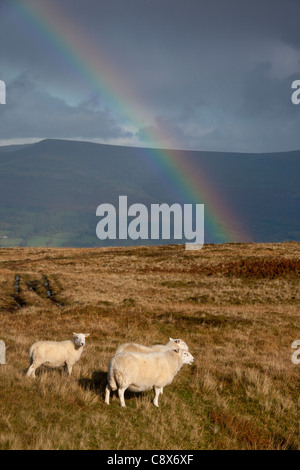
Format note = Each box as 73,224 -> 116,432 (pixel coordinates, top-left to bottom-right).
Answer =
1,0 -> 300,152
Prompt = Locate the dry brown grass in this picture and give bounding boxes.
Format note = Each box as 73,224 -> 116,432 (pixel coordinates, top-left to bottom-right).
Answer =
0,242 -> 299,449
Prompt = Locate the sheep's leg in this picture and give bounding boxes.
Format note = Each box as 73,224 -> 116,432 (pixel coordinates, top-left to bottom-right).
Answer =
26,364 -> 36,377
105,385 -> 111,404
118,387 -> 126,407
153,386 -> 161,407
26,361 -> 42,378
66,363 -> 73,376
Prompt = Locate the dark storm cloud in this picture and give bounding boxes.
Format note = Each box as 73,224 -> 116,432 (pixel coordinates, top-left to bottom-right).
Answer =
1,0 -> 300,151
0,74 -> 132,141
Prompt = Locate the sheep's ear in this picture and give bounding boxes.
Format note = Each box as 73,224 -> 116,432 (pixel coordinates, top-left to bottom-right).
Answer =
169,337 -> 174,342
85,333 -> 90,337
173,348 -> 180,354
73,332 -> 78,336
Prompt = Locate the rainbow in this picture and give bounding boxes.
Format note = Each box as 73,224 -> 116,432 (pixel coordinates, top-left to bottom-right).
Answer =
10,0 -> 251,243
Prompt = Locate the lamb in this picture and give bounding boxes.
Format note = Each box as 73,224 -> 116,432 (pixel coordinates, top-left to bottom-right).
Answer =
26,333 -> 90,378
115,337 -> 189,355
105,348 -> 194,407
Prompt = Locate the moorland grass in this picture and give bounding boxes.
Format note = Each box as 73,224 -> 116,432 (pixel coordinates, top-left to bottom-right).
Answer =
0,242 -> 299,449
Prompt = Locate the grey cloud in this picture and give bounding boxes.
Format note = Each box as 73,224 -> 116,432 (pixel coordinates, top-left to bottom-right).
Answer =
0,74 -> 133,140
1,0 -> 300,151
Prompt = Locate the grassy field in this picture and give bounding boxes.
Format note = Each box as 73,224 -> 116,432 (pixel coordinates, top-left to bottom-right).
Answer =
0,242 -> 299,450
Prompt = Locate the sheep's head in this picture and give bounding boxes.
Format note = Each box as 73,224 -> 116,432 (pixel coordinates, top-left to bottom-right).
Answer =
169,337 -> 189,351
73,333 -> 90,347
173,348 -> 194,365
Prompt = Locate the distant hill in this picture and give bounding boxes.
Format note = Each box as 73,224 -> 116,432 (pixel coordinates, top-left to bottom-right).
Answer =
0,139 -> 299,247
0,143 -> 33,153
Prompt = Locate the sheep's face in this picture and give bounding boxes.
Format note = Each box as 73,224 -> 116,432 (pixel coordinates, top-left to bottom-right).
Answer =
175,348 -> 194,365
73,333 -> 90,347
169,337 -> 189,351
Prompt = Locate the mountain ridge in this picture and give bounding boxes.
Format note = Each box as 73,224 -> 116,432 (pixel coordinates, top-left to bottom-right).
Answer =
0,139 -> 299,247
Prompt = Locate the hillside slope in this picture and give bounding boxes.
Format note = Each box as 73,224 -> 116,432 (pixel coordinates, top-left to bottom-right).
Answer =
0,139 -> 299,246
0,242 -> 299,449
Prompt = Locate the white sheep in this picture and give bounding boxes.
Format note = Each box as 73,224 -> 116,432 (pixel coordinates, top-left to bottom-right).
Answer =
115,338 -> 189,396
26,333 -> 90,378
105,348 -> 194,407
115,337 -> 189,355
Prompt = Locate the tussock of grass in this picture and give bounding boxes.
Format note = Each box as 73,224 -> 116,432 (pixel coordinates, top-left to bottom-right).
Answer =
212,258 -> 300,279
0,242 -> 299,449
